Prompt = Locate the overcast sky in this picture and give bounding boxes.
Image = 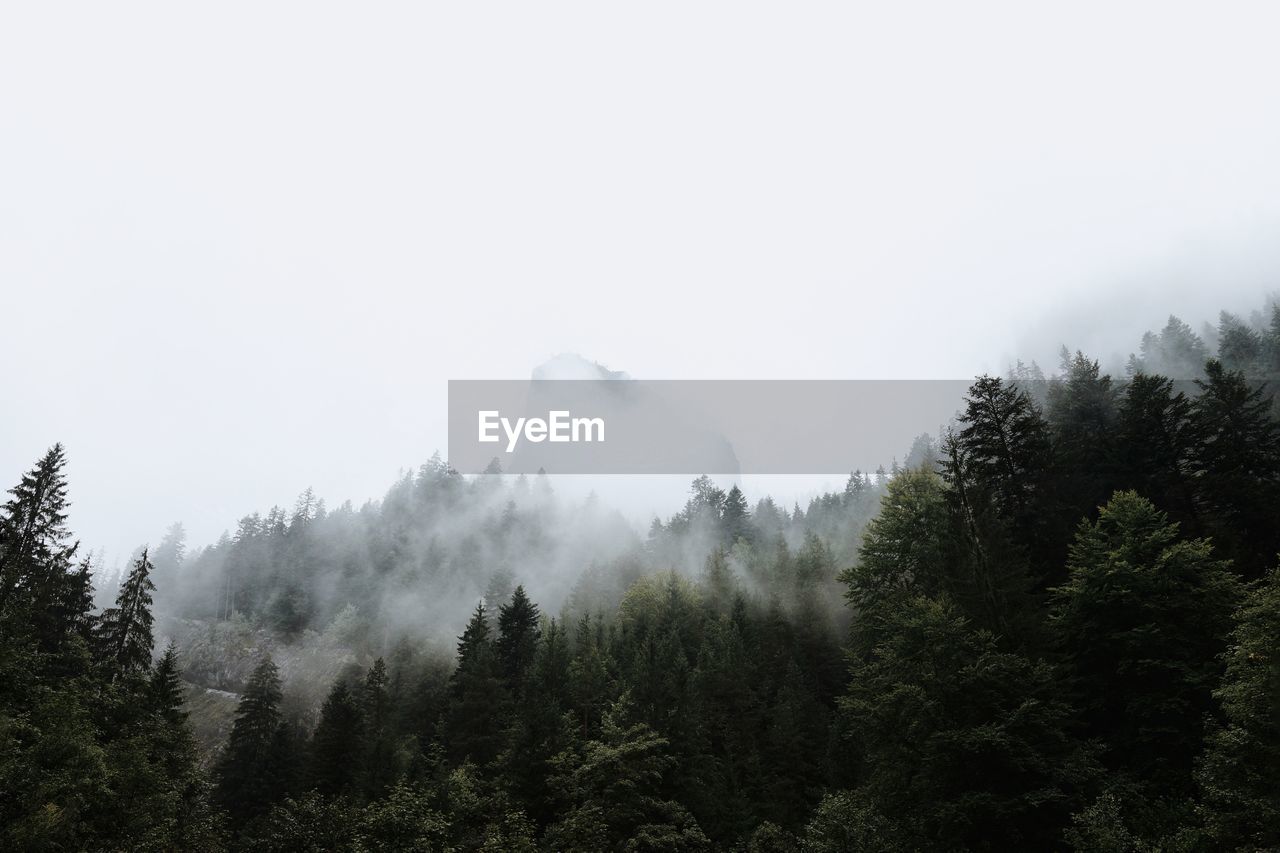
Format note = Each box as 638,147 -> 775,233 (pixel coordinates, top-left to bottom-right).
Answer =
3,3 -> 1280,564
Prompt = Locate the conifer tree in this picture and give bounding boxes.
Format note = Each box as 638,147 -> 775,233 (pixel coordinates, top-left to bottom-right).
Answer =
721,485 -> 751,545
946,376 -> 1057,584
150,642 -> 187,725
840,594 -> 1094,850
1114,373 -> 1198,528
1050,491 -> 1242,798
1197,566 -> 1280,849
1046,351 -> 1120,521
545,694 -> 710,852
309,679 -> 362,796
445,603 -> 508,766
1188,358 -> 1280,578
0,444 -> 83,654
360,657 -> 399,799
216,655 -> 291,821
97,547 -> 156,676
496,585 -> 541,689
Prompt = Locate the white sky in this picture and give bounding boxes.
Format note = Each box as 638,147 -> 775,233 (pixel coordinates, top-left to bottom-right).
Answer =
3,2 -> 1280,564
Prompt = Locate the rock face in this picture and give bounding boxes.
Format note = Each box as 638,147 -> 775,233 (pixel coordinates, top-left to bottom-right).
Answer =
182,683 -> 240,769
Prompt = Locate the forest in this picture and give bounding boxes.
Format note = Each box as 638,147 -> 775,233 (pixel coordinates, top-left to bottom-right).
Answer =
2,302 -> 1279,851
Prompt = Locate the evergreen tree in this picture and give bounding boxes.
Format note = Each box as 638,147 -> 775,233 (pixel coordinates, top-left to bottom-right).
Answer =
1114,372 -> 1199,529
496,585 -> 541,690
840,594 -> 1095,850
360,657 -> 400,799
1046,351 -> 1120,522
445,603 -> 509,767
150,642 -> 187,725
309,678 -> 363,796
0,444 -> 82,653
945,376 -> 1058,591
1187,358 -> 1280,579
1050,491 -> 1242,799
1197,566 -> 1280,849
216,655 -> 291,821
500,617 -> 577,827
97,547 -> 156,676
545,694 -> 710,852
721,485 -> 751,545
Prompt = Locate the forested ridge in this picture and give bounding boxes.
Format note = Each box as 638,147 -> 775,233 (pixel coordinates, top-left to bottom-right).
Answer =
3,303 -> 1280,851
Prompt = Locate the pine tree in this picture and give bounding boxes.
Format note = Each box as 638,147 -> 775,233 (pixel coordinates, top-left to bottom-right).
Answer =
1197,566 -> 1280,849
145,643 -> 217,848
97,548 -> 156,676
500,618 -> 577,827
701,548 -> 735,612
1187,358 -> 1280,579
216,655 -> 291,821
1114,373 -> 1198,529
0,444 -> 82,653
1046,351 -> 1120,522
496,585 -> 540,690
569,613 -> 609,741
839,594 -> 1095,850
445,603 -> 509,767
1129,315 -> 1209,378
1050,491 -> 1242,799
150,642 -> 187,725
309,678 -> 363,796
841,468 -> 952,646
721,485 -> 751,545
946,376 -> 1057,585
545,694 -> 710,852
149,521 -> 186,609
360,657 -> 399,799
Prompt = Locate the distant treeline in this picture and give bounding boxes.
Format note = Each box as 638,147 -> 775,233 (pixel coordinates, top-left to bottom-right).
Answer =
2,299 -> 1279,850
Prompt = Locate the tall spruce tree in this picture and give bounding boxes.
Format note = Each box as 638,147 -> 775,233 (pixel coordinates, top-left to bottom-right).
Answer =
97,547 -> 156,676
360,657 -> 399,799
216,655 -> 291,821
309,678 -> 363,796
0,444 -> 83,654
839,594 -> 1095,850
1046,351 -> 1120,522
1114,372 -> 1199,529
445,603 -> 509,767
944,376 -> 1060,595
1197,566 -> 1280,849
1188,358 -> 1280,579
496,585 -> 541,690
1050,491 -> 1242,800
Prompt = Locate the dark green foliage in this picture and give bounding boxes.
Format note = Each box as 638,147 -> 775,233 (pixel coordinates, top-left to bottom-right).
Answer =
97,547 -> 156,676
444,603 -> 509,767
722,484 -> 751,545
216,656 -> 292,822
8,297 -> 1280,851
839,595 -> 1095,850
0,443 -> 85,655
545,694 -> 710,852
0,447 -> 216,851
1047,351 -> 1121,522
1050,491 -> 1242,798
1187,358 -> 1280,578
309,679 -> 363,796
1114,372 -> 1200,528
1197,566 -> 1280,849
496,584 -> 540,689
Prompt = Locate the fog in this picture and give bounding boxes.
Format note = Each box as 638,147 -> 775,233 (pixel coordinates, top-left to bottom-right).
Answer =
4,3 -> 1280,566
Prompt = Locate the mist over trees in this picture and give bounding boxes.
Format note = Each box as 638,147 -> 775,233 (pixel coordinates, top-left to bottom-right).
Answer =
2,297 -> 1280,850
